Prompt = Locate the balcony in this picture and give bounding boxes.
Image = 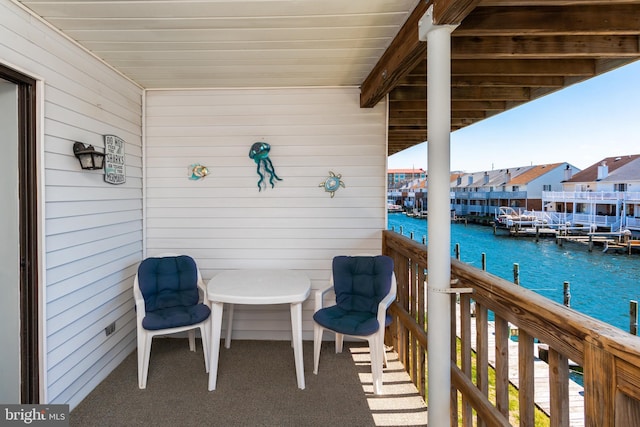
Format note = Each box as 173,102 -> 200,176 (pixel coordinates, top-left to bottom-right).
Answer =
452,191 -> 528,201
69,230 -> 640,426
489,191 -> 528,200
543,191 -> 640,202
627,217 -> 640,230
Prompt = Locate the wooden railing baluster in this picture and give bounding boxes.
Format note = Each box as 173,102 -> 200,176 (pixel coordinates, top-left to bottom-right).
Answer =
450,292 -> 459,426
494,316 -> 510,418
548,347 -> 569,427
476,303 -> 489,427
460,294 -> 473,427
518,329 -> 535,427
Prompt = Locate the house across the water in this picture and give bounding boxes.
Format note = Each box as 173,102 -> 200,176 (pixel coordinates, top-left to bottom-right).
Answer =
543,154 -> 640,232
450,162 -> 580,218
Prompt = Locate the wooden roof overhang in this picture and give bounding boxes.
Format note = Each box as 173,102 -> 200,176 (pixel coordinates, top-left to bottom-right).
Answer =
361,1 -> 640,156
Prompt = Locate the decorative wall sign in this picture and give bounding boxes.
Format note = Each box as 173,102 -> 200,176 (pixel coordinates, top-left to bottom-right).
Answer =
249,141 -> 282,191
188,164 -> 209,180
104,135 -> 126,185
319,171 -> 345,198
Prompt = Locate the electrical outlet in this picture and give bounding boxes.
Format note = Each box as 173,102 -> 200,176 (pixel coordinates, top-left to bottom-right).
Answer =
105,321 -> 116,336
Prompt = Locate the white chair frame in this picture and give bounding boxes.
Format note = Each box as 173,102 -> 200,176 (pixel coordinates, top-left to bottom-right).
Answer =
313,265 -> 397,395
133,253 -> 212,389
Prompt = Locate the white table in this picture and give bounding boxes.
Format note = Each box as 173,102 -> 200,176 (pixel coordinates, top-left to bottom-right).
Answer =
207,269 -> 311,391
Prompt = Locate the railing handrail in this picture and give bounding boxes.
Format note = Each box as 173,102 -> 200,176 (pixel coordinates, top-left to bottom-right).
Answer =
450,257 -> 640,366
383,228 -> 427,266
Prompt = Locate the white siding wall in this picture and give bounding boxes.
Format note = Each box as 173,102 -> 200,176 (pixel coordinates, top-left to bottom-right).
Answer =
145,87 -> 388,340
1,0 -> 143,409
527,164 -> 572,197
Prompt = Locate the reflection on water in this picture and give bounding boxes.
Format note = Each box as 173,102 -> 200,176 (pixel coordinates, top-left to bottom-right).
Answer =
388,213 -> 640,332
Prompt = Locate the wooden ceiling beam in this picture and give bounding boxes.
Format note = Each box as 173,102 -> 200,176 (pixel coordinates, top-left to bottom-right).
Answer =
405,58 -> 596,78
450,100 -> 507,110
452,58 -> 595,75
388,128 -> 430,136
392,86 -> 531,101
360,0 -> 485,108
390,116 -> 429,125
456,5 -> 640,36
451,35 -> 640,58
450,118 -> 481,126
398,75 -> 565,87
359,1 -> 431,108
389,99 -> 508,111
451,110 -> 491,119
432,0 -> 483,25
452,75 -> 565,87
389,115 -> 503,127
389,137 -> 428,143
389,112 -> 488,125
390,109 -> 488,119
387,100 -> 428,111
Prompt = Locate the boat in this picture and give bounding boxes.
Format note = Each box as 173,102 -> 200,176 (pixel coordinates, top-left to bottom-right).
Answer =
494,206 -> 544,228
407,208 -> 427,219
388,203 -> 403,213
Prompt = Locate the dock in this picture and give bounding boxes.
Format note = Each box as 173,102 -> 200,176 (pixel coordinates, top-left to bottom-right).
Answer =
493,224 -> 559,238
459,305 -> 585,425
602,239 -> 640,254
555,234 -> 615,251
509,227 -> 558,237
492,222 -> 640,254
556,231 -> 640,254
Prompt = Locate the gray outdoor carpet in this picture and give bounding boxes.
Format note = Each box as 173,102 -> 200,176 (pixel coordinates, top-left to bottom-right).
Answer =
69,339 -> 428,427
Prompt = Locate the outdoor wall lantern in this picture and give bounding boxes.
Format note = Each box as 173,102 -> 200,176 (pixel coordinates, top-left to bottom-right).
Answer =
73,142 -> 105,170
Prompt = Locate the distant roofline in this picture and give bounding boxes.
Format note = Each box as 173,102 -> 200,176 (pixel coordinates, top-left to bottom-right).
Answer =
565,154 -> 640,182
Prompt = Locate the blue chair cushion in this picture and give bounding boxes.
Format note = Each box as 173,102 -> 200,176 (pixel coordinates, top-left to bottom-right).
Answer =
142,303 -> 211,331
313,306 -> 392,336
138,255 -> 200,312
333,255 -> 393,314
313,255 -> 394,336
137,255 -> 211,330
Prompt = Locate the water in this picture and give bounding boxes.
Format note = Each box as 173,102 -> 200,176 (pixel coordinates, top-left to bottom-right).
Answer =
388,213 -> 640,332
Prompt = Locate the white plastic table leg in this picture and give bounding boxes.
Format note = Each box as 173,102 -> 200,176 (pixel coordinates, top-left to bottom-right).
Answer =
290,301 -> 305,389
225,303 -> 234,349
208,301 -> 225,391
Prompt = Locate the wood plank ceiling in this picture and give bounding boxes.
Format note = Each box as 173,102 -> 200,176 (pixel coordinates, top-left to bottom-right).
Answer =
16,0 -> 640,156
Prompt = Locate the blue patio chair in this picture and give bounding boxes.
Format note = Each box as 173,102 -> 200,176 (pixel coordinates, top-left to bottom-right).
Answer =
313,255 -> 396,395
133,253 -> 211,389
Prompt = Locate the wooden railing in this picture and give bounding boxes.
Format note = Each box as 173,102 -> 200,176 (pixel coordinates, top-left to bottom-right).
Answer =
382,229 -> 428,396
382,230 -> 640,426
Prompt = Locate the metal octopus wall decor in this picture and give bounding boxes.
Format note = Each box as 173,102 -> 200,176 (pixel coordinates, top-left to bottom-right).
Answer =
249,141 -> 282,191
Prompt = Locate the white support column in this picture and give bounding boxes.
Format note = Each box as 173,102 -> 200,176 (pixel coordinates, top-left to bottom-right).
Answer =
419,6 -> 458,426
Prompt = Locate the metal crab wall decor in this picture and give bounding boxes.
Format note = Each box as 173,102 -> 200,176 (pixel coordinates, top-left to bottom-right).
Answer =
319,171 -> 345,197
249,141 -> 282,191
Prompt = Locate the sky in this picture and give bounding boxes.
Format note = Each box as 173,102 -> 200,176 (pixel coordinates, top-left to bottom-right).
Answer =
388,60 -> 640,173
